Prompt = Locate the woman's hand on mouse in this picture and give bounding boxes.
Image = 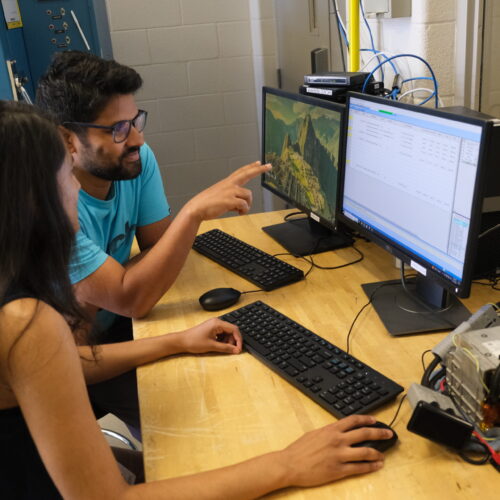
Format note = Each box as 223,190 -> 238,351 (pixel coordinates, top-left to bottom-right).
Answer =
276,415 -> 387,487
175,318 -> 243,354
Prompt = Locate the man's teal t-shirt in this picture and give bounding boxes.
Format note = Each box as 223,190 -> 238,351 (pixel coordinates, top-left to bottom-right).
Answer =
69,143 -> 170,329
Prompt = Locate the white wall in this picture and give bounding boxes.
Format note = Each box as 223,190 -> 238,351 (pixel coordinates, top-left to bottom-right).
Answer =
359,0 -> 457,107
105,0 -> 277,216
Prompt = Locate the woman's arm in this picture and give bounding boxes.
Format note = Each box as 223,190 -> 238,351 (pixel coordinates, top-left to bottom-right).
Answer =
1,299 -> 389,500
78,318 -> 243,384
125,417 -> 387,500
1,299 -> 128,499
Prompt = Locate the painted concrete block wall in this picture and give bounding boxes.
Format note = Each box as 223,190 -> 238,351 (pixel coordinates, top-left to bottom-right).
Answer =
362,0 -> 457,106
105,0 -> 277,216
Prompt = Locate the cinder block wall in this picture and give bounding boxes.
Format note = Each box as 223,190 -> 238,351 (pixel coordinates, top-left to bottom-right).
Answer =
363,0 -> 457,106
105,0 -> 277,216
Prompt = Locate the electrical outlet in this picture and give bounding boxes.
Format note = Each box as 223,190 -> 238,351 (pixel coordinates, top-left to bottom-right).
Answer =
363,0 -> 411,18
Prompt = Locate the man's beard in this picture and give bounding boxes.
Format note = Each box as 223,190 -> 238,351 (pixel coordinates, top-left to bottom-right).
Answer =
81,145 -> 142,181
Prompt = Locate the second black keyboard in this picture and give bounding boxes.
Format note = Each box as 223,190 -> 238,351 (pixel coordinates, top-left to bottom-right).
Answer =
193,229 -> 304,291
221,301 -> 404,418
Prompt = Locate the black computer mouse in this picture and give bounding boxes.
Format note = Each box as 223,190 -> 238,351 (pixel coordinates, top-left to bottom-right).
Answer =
351,421 -> 398,452
199,287 -> 242,311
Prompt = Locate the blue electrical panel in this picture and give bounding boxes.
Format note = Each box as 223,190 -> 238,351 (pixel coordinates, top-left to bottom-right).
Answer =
0,0 -> 112,100
0,33 -> 11,98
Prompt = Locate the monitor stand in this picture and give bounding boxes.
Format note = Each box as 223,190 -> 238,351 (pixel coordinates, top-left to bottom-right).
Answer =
362,274 -> 470,336
262,216 -> 353,256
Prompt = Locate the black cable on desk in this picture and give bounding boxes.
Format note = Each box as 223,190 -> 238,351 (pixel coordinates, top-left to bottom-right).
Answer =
459,437 -> 491,466
273,242 -> 364,283
421,349 -> 432,372
307,244 -> 364,270
345,281 -> 394,354
272,252 -> 315,278
421,354 -> 441,387
388,394 -> 407,428
473,276 -> 500,292
283,211 -> 306,222
240,289 -> 263,295
400,268 -> 457,332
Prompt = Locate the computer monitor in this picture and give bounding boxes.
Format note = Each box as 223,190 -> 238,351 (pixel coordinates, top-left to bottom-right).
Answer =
261,86 -> 352,256
339,92 -> 494,335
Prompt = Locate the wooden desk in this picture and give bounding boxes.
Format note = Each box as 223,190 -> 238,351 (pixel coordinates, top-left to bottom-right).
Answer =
133,210 -> 498,499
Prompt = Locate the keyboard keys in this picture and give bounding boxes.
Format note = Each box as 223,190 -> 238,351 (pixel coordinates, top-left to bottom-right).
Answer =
288,359 -> 307,372
193,229 -> 304,291
298,356 -> 316,368
220,301 -> 404,419
320,391 -> 337,404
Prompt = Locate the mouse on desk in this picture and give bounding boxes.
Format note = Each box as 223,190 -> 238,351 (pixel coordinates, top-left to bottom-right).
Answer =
199,287 -> 242,311
351,421 -> 398,452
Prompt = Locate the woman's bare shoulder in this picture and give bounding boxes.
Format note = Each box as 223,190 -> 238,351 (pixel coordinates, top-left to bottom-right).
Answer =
0,297 -> 64,337
0,298 -> 72,380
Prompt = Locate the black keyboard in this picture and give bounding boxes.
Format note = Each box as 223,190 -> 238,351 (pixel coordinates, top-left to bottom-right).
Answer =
193,229 -> 304,291
221,301 -> 404,418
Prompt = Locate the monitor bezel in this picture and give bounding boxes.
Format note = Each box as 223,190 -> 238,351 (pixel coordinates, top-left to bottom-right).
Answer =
261,86 -> 346,233
338,91 -> 492,298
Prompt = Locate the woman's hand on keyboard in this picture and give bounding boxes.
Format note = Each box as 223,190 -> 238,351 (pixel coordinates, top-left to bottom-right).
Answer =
176,318 -> 243,355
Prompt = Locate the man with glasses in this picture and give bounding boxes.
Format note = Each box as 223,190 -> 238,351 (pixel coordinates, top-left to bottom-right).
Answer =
36,51 -> 269,438
63,108 -> 148,146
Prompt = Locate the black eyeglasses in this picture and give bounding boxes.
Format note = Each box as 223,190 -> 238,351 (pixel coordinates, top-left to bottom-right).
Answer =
63,109 -> 148,143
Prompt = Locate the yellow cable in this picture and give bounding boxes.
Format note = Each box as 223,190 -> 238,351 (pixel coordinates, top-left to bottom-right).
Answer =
348,0 -> 360,71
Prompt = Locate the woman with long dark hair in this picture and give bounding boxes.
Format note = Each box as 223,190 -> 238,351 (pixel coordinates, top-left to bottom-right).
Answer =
0,101 -> 390,499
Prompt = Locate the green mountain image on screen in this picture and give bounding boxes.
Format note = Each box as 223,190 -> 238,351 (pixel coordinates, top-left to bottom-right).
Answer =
264,94 -> 340,221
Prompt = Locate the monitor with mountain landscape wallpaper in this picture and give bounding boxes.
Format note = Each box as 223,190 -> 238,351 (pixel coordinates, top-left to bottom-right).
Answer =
262,87 -> 344,225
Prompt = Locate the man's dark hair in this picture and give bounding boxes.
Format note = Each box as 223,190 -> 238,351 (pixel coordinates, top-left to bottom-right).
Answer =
36,51 -> 142,126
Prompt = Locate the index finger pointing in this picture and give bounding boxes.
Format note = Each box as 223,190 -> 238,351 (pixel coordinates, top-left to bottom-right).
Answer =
230,161 -> 272,186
